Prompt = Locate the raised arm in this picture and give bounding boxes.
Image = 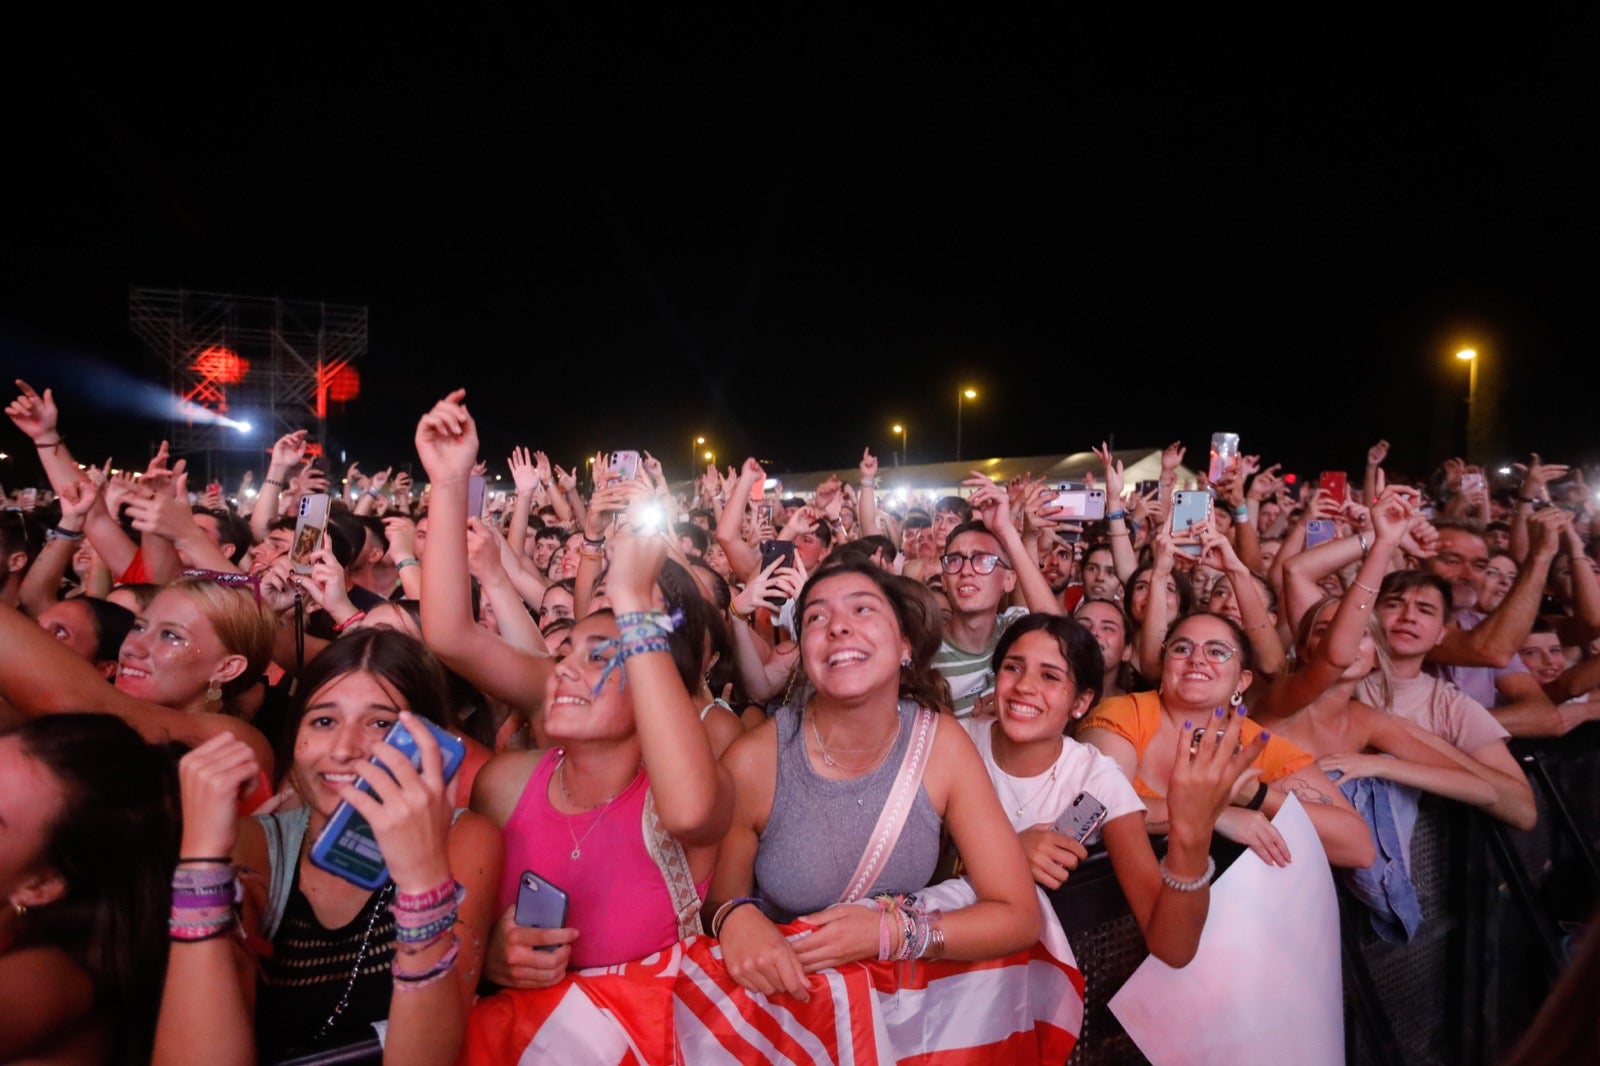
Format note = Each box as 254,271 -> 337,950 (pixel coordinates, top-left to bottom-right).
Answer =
1434,507 -> 1567,668
1093,443 -> 1139,583
965,472 -> 1062,614
716,458 -> 766,583
18,474 -> 97,618
252,430 -> 307,544
856,448 -> 880,546
1362,440 -> 1388,506
1195,521 -> 1285,678
5,380 -> 86,495
415,390 -> 553,712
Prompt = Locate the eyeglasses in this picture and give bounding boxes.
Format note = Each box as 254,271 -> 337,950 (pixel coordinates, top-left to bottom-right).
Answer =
940,551 -> 1011,576
1164,637 -> 1238,664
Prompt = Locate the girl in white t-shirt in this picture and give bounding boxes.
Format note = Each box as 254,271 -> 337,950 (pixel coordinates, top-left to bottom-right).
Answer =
964,613 -> 1263,967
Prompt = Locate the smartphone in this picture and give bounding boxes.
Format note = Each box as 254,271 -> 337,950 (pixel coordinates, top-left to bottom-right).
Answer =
1055,791 -> 1109,843
1134,479 -> 1160,498
206,481 -> 222,496
1169,490 -> 1212,555
1460,472 -> 1486,497
1318,471 -> 1348,508
1305,518 -> 1338,548
292,492 -> 331,574
610,450 -> 640,483
1053,486 -> 1107,522
1208,432 -> 1240,484
759,540 -> 797,608
309,716 -> 467,889
514,870 -> 570,949
467,474 -> 487,519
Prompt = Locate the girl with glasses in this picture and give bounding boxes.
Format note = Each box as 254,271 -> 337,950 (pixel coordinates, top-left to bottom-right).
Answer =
1079,612 -> 1374,869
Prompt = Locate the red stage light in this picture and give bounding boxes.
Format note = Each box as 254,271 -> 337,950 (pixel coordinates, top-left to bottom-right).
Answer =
193,346 -> 250,385
328,365 -> 361,403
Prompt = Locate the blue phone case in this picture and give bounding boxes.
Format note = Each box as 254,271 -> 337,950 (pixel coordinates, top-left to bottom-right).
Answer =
309,717 -> 466,889
514,870 -> 570,949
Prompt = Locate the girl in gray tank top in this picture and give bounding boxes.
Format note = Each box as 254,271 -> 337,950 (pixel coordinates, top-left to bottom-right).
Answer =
754,700 -> 944,920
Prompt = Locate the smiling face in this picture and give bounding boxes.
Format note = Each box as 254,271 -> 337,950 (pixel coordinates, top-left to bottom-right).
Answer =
1159,614 -> 1252,712
995,629 -> 1094,745
289,670 -> 408,821
1518,632 -> 1567,685
115,588 -> 242,712
1426,528 -> 1489,611
1480,555 -> 1517,614
541,614 -> 636,744
799,571 -> 911,705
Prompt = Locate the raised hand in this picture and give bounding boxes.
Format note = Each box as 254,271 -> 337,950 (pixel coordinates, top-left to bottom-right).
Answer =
414,389 -> 479,481
5,379 -> 59,442
859,448 -> 878,484
1367,440 -> 1390,469
270,430 -> 309,472
176,733 -> 263,857
333,710 -> 453,892
1161,441 -> 1186,474
1093,442 -> 1125,505
508,446 -> 538,494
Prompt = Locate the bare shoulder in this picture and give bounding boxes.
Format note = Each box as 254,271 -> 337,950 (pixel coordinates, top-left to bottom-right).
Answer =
470,748 -> 547,826
721,715 -> 778,784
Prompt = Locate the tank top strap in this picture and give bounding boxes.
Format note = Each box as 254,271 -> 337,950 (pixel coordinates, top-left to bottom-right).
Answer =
258,805 -> 312,941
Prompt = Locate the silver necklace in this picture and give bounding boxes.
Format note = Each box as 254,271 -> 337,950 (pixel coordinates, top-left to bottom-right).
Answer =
809,710 -> 895,771
994,762 -> 1060,820
556,752 -> 634,860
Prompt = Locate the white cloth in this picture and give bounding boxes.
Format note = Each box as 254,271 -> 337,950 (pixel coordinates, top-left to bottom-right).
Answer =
961,717 -> 1146,843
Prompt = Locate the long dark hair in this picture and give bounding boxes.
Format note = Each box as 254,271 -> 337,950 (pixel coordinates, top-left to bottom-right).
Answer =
275,629 -> 451,784
9,714 -> 180,1066
793,559 -> 949,714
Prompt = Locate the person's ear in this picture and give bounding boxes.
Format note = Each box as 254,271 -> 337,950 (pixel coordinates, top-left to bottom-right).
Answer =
1069,687 -> 1096,720
12,867 -> 68,912
1001,567 -> 1018,594
1234,669 -> 1254,697
4,550 -> 27,577
212,653 -> 250,687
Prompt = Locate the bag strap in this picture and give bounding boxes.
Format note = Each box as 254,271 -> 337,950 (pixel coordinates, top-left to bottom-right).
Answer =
836,705 -> 939,905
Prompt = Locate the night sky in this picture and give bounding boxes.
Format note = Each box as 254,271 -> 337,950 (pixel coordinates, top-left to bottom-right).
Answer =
4,14 -> 1599,489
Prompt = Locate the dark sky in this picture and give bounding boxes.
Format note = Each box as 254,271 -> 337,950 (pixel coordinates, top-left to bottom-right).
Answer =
4,14 -> 1599,488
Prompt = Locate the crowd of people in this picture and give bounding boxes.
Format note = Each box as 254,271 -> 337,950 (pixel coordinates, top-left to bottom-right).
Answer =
1,376 -> 1596,1065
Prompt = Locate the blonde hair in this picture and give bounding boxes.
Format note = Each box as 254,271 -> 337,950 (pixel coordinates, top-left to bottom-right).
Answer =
1294,594 -> 1393,711
163,576 -> 276,703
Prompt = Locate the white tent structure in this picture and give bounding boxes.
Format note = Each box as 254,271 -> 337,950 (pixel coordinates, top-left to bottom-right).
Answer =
770,448 -> 1200,501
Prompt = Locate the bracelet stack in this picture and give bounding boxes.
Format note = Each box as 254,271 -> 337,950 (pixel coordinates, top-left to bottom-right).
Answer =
710,896 -> 762,937
1158,855 -> 1216,893
170,862 -> 241,942
390,879 -> 464,989
615,609 -> 674,662
871,893 -> 945,961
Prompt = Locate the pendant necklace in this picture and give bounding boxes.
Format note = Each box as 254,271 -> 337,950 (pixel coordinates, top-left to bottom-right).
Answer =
810,710 -> 895,772
994,761 -> 1060,821
556,751 -> 636,860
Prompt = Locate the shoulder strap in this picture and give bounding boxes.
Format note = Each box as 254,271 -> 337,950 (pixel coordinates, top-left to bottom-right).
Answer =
258,805 -> 311,940
836,705 -> 939,905
640,788 -> 705,939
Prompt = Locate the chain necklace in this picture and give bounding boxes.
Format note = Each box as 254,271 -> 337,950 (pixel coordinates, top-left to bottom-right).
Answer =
809,710 -> 896,772
992,762 -> 1060,820
313,882 -> 393,1044
556,752 -> 637,860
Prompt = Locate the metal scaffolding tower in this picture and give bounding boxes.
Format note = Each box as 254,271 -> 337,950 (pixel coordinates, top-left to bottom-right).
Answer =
128,288 -> 368,468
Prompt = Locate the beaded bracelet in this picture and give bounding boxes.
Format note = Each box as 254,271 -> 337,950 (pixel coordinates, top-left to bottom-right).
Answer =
392,933 -> 460,989
1158,855 -> 1216,893
394,879 -> 464,912
262,477 -> 287,489
170,866 -> 241,941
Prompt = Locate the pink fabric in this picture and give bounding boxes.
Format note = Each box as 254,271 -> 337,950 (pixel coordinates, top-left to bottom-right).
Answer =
496,749 -> 704,971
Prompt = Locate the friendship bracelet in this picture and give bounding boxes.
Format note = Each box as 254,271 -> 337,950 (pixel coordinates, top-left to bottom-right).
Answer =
396,557 -> 420,570
710,897 -> 762,938
394,880 -> 464,912
1232,506 -> 1249,520
1106,509 -> 1128,522
1158,855 -> 1216,893
619,637 -> 672,662
177,856 -> 234,866
45,526 -> 84,542
261,477 -> 287,489
34,437 -> 62,452
170,917 -> 237,942
333,611 -> 367,633
615,609 -> 675,633
1352,579 -> 1380,595
392,933 -> 460,986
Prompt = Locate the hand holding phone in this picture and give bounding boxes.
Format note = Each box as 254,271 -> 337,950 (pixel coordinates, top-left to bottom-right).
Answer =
309,713 -> 467,889
1055,791 -> 1110,843
514,871 -> 571,951
1169,490 -> 1212,556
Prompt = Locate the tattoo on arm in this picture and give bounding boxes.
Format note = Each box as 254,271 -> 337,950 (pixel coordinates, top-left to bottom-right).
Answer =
1290,784 -> 1333,806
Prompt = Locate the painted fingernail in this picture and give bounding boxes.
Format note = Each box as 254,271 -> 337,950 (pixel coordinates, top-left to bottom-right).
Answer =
1236,704 -> 1247,717
1214,706 -> 1225,718
1260,730 -> 1271,740
1184,720 -> 1193,730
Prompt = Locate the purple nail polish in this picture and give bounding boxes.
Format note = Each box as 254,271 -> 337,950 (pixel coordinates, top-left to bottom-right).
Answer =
1214,706 -> 1225,718
1184,720 -> 1193,730
1260,730 -> 1271,740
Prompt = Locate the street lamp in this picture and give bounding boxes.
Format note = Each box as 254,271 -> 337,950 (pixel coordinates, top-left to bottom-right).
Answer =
955,387 -> 977,462
891,423 -> 906,467
1456,349 -> 1478,460
692,435 -> 706,473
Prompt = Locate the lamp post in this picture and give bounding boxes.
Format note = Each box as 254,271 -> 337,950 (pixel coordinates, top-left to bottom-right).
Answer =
891,423 -> 906,467
955,387 -> 977,462
691,435 -> 706,474
1456,349 -> 1478,460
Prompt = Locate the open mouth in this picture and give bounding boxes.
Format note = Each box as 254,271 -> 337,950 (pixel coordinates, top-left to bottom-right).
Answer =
826,649 -> 869,668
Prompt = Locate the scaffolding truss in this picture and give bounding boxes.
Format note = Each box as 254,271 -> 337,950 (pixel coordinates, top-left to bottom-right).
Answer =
128,288 -> 368,463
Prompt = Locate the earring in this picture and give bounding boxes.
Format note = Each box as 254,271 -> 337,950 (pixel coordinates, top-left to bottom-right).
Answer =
206,680 -> 223,703
901,655 -> 913,668
1229,690 -> 1243,708
11,900 -> 26,919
